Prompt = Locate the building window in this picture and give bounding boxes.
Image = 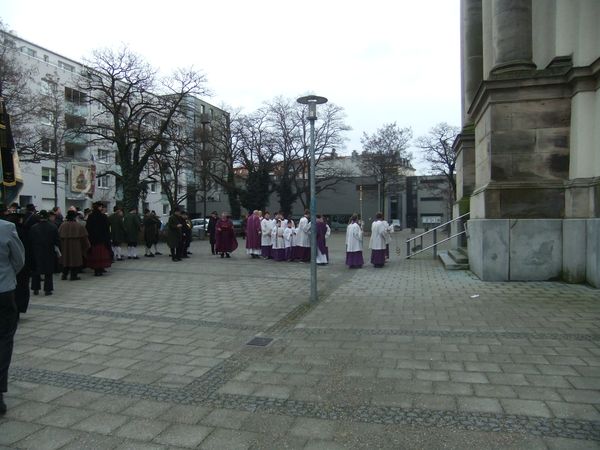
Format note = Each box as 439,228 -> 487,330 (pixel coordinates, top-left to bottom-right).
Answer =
41,138 -> 57,154
58,61 -> 75,72
97,149 -> 110,163
64,87 -> 86,105
420,197 -> 444,202
97,175 -> 109,189
21,47 -> 37,57
64,142 -> 86,158
65,114 -> 86,129
43,55 -> 49,62
41,167 -> 56,183
162,204 -> 169,215
149,182 -> 157,193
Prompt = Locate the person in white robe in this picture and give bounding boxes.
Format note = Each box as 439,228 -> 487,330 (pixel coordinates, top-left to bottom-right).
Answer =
260,212 -> 275,259
384,221 -> 394,259
345,214 -> 364,268
369,213 -> 387,268
271,219 -> 286,261
293,209 -> 311,262
283,220 -> 295,261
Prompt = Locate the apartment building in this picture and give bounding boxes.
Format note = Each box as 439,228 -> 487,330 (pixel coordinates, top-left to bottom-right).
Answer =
3,32 -> 226,221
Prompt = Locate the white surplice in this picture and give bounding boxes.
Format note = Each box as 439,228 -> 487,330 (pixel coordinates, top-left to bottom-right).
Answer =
346,222 -> 363,252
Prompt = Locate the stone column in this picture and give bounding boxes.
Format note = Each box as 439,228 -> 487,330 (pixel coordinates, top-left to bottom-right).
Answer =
460,0 -> 483,124
491,0 -> 536,73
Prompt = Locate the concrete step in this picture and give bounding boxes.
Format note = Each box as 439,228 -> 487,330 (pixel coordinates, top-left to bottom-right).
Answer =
439,251 -> 469,270
456,247 -> 468,258
448,248 -> 469,264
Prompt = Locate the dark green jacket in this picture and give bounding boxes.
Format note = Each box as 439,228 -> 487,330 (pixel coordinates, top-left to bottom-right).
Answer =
167,215 -> 182,248
123,213 -> 142,242
108,213 -> 126,243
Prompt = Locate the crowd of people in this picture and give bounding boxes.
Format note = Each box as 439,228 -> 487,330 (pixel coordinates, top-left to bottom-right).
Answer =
199,209 -> 394,269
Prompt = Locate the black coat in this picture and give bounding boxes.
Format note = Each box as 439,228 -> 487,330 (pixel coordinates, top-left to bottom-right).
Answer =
30,221 -> 60,274
86,211 -> 111,246
207,216 -> 217,243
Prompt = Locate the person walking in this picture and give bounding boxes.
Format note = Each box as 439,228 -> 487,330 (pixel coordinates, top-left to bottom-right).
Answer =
0,216 -> 25,415
59,210 -> 90,280
207,211 -> 218,255
167,208 -> 183,262
215,212 -> 238,258
123,207 -> 141,259
86,202 -> 112,276
108,207 -> 126,261
369,212 -> 388,268
345,214 -> 364,269
143,209 -> 161,257
30,211 -> 60,296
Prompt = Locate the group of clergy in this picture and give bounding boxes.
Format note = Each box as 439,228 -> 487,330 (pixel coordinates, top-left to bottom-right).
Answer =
216,209 -> 393,269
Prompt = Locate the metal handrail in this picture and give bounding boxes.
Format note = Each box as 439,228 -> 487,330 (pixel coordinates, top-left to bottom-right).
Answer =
405,212 -> 470,259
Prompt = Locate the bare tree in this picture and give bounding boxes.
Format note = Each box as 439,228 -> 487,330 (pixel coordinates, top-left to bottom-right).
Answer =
360,122 -> 413,214
265,97 -> 351,214
0,21 -> 37,151
78,46 -> 208,210
415,122 -> 460,201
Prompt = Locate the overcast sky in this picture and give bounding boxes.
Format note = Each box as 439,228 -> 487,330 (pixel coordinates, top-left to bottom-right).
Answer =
2,0 -> 461,173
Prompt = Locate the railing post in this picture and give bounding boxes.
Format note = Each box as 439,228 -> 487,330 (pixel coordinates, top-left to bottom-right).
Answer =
406,240 -> 410,258
433,229 -> 437,259
420,235 -> 423,249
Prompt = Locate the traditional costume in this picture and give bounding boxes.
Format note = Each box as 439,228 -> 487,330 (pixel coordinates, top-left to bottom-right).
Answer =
59,212 -> 90,280
108,210 -> 125,261
167,213 -> 183,261
315,220 -> 330,265
86,207 -> 113,276
369,218 -> 388,268
123,210 -> 141,259
143,212 -> 161,256
30,213 -> 60,295
345,220 -> 364,268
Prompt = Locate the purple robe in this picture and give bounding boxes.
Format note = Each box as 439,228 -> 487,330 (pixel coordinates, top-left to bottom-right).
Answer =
316,221 -> 328,256
245,215 -> 261,250
215,219 -> 238,253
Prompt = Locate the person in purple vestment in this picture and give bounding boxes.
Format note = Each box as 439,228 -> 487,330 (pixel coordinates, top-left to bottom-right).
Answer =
215,212 -> 238,258
315,215 -> 330,265
245,210 -> 262,258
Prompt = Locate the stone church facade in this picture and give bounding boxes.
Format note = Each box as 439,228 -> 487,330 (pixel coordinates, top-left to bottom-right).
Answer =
455,0 -> 599,286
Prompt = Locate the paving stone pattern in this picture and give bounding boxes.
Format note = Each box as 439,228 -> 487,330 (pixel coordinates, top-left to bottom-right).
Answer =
2,233 -> 600,449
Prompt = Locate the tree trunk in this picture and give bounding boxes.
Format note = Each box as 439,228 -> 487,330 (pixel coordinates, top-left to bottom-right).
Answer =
121,169 -> 141,211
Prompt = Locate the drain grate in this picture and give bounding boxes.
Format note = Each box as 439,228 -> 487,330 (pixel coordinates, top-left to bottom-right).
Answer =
246,337 -> 273,347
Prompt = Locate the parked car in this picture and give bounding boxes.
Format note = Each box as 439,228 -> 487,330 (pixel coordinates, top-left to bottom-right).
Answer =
232,219 -> 244,237
191,218 -> 208,237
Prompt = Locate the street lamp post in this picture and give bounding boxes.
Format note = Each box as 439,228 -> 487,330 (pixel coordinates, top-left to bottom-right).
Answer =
296,95 -> 327,304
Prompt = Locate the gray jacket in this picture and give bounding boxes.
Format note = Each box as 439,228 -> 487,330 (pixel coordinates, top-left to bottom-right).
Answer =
0,219 -> 25,293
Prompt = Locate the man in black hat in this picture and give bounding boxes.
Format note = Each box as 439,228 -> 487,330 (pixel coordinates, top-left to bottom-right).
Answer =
30,210 -> 60,296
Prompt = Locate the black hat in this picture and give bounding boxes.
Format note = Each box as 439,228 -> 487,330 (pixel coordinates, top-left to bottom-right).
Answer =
38,210 -> 49,220
66,210 -> 78,221
26,204 -> 36,212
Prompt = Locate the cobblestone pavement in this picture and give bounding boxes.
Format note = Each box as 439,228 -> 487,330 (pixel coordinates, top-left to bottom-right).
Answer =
1,233 -> 599,449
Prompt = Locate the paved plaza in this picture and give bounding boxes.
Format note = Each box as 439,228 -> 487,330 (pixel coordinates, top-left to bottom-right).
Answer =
1,233 -> 599,449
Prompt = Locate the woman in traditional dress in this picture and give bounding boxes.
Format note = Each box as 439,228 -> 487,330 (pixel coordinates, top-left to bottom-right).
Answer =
86,202 -> 112,276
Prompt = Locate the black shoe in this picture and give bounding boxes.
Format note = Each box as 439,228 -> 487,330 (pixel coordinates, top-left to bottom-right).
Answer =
187,251 -> 192,255
44,291 -> 53,296
61,274 -> 68,280
0,394 -> 6,415
221,254 -> 225,258
132,256 -> 139,260
128,256 -> 132,259
226,254 -> 231,258
144,254 -> 151,257
94,272 -> 103,277
154,251 -> 162,255
148,253 -> 155,257
33,290 -> 39,295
